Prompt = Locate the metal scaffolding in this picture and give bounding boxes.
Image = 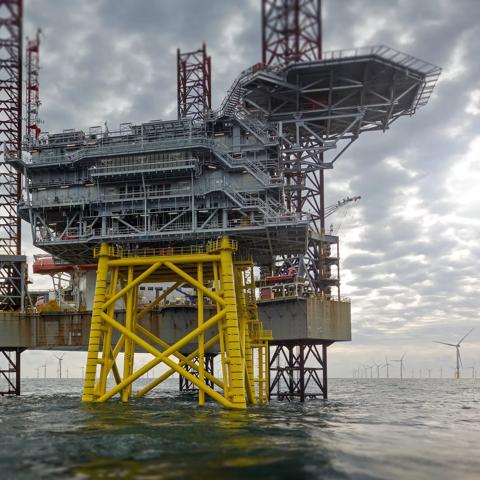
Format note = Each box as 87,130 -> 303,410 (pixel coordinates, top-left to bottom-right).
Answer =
177,43 -> 212,121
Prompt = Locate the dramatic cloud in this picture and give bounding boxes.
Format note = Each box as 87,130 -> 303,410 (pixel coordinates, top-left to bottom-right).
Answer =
20,0 -> 480,378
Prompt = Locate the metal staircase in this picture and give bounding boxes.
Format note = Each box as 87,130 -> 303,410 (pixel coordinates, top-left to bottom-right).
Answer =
233,108 -> 277,145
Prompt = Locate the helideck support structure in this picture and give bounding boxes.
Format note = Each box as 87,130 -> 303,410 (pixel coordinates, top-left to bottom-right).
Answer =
82,238 -> 271,408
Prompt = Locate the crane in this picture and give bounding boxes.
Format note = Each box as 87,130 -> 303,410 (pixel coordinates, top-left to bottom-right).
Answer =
327,196 -> 361,234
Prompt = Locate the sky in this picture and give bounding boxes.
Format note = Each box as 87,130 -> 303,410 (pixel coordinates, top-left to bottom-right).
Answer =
15,0 -> 480,379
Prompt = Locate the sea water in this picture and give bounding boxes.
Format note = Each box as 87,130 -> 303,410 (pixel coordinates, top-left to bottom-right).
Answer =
0,378 -> 479,479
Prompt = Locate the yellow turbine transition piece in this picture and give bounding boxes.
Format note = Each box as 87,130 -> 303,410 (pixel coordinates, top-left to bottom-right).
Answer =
81,237 -> 271,408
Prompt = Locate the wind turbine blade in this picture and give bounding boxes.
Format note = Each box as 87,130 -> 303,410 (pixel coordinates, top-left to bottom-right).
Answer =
432,341 -> 456,347
459,350 -> 463,368
401,352 -> 406,360
458,328 -> 474,345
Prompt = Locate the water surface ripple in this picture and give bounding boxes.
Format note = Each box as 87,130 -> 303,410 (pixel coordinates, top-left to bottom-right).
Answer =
1,379 -> 479,479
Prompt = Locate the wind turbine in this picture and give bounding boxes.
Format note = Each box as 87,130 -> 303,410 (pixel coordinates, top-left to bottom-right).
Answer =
373,361 -> 381,378
465,365 -> 476,379
54,353 -> 65,379
393,353 -> 406,379
433,328 -> 474,379
382,357 -> 392,379
42,363 -> 47,379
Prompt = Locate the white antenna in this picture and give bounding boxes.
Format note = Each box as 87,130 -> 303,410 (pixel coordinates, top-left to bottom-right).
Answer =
433,328 -> 474,379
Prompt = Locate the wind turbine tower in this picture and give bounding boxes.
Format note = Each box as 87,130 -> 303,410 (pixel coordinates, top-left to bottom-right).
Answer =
382,357 -> 392,379
54,354 -> 65,379
433,329 -> 473,380
393,353 -> 406,379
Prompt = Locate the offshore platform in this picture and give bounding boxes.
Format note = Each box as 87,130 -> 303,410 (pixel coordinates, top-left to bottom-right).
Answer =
0,0 -> 440,407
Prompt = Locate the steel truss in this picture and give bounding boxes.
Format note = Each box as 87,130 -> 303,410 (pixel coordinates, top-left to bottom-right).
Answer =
82,238 -> 271,408
0,347 -> 25,396
179,353 -> 215,392
270,341 -> 330,401
0,0 -> 24,311
0,255 -> 26,311
262,0 -> 322,66
177,43 -> 212,121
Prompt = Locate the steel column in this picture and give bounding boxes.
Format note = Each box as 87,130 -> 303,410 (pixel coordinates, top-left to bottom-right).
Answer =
0,347 -> 25,396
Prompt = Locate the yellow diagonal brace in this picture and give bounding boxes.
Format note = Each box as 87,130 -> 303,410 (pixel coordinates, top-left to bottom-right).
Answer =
138,345 -> 236,408
97,309 -> 225,401
102,261 -> 162,311
136,281 -> 183,321
163,261 -> 225,307
98,319 -> 233,407
135,324 -> 222,390
112,335 -> 125,359
135,334 -> 220,398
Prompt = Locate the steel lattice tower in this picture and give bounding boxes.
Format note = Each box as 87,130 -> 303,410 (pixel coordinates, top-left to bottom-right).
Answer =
262,0 -> 327,295
25,29 -> 41,148
262,0 -> 322,66
0,0 -> 25,312
177,43 -> 212,121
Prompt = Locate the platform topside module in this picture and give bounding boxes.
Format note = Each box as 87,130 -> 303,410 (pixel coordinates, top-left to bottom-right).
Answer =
11,46 -> 439,272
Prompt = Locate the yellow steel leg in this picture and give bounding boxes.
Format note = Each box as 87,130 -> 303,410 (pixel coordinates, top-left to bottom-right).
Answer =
98,266 -> 118,394
197,263 -> 205,406
213,261 -> 228,399
219,238 -> 246,408
82,243 -> 110,402
121,266 -> 135,402
234,265 -> 256,405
